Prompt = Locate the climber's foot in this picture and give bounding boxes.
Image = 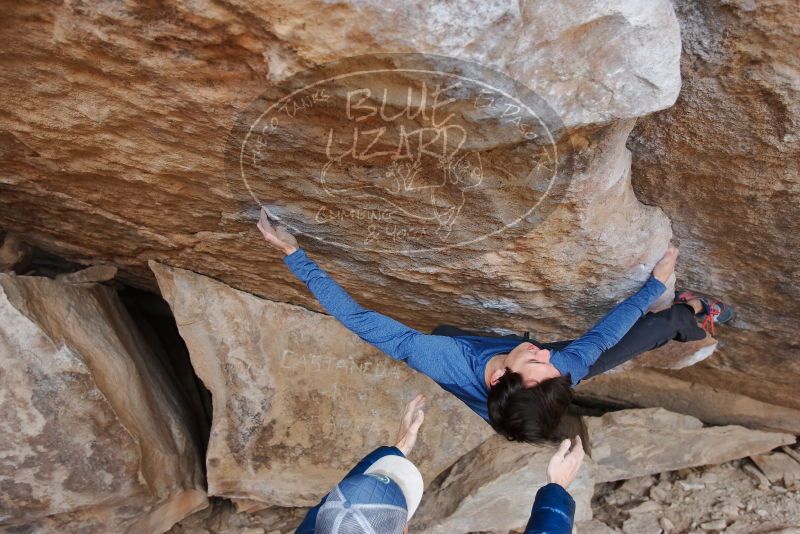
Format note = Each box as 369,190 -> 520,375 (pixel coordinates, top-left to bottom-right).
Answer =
674,289 -> 735,334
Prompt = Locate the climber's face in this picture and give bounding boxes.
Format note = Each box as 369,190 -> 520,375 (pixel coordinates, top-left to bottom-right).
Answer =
492,341 -> 561,388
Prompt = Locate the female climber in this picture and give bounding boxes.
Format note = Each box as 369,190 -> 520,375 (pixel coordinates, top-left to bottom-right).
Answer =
256,208 -> 733,442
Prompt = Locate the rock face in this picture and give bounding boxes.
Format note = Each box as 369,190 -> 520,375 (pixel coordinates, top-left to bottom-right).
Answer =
169,500 -> 310,534
0,0 -> 680,366
576,368 -> 800,435
586,408 -> 795,483
750,452 -> 800,486
55,264 -> 119,284
2,0 -> 795,433
411,434 -> 595,533
150,261 -> 493,508
0,274 -> 207,532
0,0 -> 799,529
0,233 -> 31,272
628,0 -> 800,410
251,0 -> 681,127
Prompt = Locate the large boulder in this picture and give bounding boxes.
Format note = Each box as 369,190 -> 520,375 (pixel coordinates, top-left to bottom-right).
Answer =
0,273 -> 207,533
150,261 -> 493,509
587,408 -> 795,483
2,0 -> 799,509
234,0 -> 681,127
628,0 -> 800,410
411,434 -> 595,533
576,369 -> 800,435
0,0 -> 679,371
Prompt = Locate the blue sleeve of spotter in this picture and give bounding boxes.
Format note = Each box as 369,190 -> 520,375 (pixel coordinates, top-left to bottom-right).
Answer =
524,483 -> 576,534
550,276 -> 666,384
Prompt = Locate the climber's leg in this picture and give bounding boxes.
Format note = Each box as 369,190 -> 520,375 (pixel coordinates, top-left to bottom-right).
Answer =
577,303 -> 707,380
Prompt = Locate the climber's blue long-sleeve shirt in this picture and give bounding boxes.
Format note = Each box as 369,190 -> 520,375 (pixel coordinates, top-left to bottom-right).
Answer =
284,249 -> 666,422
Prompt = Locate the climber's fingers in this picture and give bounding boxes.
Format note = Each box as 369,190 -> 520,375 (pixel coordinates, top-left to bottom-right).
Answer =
257,208 -> 285,246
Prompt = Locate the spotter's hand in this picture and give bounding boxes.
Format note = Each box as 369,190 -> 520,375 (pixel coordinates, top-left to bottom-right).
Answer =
394,394 -> 427,456
546,436 -> 585,490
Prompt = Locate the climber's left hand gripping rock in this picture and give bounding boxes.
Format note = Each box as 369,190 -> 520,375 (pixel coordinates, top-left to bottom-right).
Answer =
257,207 -> 298,256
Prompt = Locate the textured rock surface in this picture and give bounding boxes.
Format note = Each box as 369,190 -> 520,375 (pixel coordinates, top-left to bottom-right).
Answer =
169,500 -> 309,534
750,452 -> 800,485
1,0 -> 799,528
587,408 -> 795,483
574,519 -> 620,534
0,233 -> 31,272
592,458 -> 800,533
55,264 -> 118,284
0,274 -> 207,532
0,0 -> 679,363
628,0 -> 800,410
411,435 -> 595,532
576,368 -> 800,434
249,0 -> 681,127
150,261 -> 493,508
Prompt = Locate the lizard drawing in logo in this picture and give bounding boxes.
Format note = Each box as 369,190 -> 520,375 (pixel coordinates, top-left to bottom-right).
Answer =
319,123 -> 484,240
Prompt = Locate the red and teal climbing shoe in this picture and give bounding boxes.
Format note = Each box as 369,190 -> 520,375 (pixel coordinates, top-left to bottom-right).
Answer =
674,289 -> 735,336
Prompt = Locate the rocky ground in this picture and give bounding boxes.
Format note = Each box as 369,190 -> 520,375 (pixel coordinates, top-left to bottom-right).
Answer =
585,453 -> 800,534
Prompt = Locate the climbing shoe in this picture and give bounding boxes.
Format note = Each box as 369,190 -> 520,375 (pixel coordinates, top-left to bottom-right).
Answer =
674,289 -> 735,336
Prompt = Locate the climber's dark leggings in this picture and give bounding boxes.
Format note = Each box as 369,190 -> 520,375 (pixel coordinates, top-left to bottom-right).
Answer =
431,303 -> 707,380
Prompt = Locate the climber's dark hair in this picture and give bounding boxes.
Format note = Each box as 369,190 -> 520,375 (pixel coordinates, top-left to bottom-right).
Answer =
487,369 -> 574,443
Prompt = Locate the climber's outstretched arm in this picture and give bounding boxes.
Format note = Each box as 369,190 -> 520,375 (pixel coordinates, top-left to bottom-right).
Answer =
549,247 -> 677,384
256,209 -> 464,375
282,247 -> 462,361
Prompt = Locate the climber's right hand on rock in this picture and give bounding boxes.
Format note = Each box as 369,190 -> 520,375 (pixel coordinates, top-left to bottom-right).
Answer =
546,435 -> 585,490
652,244 -> 678,284
257,207 -> 298,256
